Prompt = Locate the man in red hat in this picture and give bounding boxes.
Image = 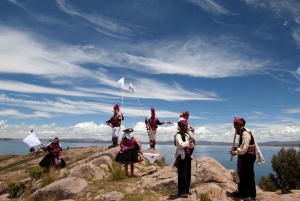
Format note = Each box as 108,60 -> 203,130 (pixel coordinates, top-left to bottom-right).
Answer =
106,103 -> 124,146
230,117 -> 256,200
145,107 -> 165,149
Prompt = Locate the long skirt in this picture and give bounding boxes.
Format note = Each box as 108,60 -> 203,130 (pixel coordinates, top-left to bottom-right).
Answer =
115,149 -> 139,164
39,154 -> 66,169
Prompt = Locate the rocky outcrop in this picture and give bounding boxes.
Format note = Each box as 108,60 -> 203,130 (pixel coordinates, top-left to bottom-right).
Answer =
30,177 -> 88,201
69,163 -> 105,181
0,181 -> 8,194
1,144 -> 300,201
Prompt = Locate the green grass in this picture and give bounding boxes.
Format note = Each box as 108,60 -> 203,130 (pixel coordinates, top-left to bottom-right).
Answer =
0,155 -> 19,163
0,157 -> 33,172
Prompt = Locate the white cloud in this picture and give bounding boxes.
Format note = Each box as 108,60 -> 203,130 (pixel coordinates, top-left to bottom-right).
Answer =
183,0 -> 233,15
56,0 -> 131,37
1,120 -> 299,142
0,109 -> 53,118
282,108 -> 300,114
292,28 -> 300,48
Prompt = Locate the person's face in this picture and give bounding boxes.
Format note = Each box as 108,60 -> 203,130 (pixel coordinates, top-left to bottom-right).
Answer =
183,114 -> 189,119
114,110 -> 118,115
181,124 -> 188,132
233,122 -> 243,133
151,113 -> 155,118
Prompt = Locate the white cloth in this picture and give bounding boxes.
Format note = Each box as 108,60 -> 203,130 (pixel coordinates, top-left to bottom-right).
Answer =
23,132 -> 41,147
254,141 -> 265,164
143,153 -> 160,163
122,132 -> 133,140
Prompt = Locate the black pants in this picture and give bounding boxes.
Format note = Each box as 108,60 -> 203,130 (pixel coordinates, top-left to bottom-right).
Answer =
238,153 -> 256,198
178,154 -> 191,195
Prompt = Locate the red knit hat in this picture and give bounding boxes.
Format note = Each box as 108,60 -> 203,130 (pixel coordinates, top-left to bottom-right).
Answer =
179,110 -> 189,118
233,117 -> 246,126
113,103 -> 120,112
151,107 -> 155,114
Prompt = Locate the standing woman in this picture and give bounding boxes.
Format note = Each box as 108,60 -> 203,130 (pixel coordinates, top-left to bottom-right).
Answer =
39,137 -> 66,171
106,103 -> 124,146
178,110 -> 195,156
115,128 -> 140,176
230,117 -> 256,200
174,120 -> 195,198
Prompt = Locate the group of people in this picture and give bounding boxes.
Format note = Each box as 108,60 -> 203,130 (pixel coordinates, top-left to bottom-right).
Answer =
38,102 -> 258,201
109,102 -> 258,200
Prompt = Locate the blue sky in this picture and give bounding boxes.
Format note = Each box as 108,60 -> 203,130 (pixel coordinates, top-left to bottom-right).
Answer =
0,0 -> 299,142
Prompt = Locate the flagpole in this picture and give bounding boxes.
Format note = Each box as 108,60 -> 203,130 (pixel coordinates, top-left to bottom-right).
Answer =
231,133 -> 237,161
136,98 -> 155,140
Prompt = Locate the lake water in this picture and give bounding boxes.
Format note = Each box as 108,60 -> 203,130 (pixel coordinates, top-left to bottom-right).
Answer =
0,140 -> 294,184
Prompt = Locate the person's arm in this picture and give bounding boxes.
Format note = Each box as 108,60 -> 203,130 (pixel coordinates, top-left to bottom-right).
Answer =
121,114 -> 124,120
236,131 -> 251,155
106,117 -> 113,124
175,134 -> 190,148
156,119 -> 163,125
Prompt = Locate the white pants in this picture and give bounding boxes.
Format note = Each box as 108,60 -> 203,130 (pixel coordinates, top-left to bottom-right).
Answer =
112,127 -> 121,138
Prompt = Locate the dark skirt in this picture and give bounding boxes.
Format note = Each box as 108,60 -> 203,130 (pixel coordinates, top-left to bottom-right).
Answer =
115,149 -> 139,164
39,154 -> 66,169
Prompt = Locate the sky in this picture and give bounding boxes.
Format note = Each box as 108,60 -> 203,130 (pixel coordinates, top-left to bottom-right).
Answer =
0,0 -> 300,143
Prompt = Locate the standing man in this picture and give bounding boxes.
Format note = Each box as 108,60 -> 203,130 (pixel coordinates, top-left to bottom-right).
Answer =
178,110 -> 195,156
145,107 -> 171,149
174,119 -> 194,198
106,103 -> 124,147
230,117 -> 256,200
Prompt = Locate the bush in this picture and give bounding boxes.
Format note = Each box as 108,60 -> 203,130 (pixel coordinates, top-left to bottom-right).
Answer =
29,167 -> 43,179
8,183 -> 26,198
29,147 -> 35,153
258,173 -> 278,192
200,193 -> 212,201
110,162 -> 126,180
258,147 -> 300,193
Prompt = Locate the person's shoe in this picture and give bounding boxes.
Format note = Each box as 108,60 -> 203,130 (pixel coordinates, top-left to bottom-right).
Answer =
181,194 -> 188,198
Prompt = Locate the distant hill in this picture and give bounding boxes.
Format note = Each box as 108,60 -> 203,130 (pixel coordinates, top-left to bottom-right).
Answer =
1,138 -> 299,147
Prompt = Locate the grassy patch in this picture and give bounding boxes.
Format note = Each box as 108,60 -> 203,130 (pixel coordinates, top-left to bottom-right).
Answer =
123,189 -> 161,201
0,157 -> 33,172
0,155 -> 19,163
41,167 -> 59,187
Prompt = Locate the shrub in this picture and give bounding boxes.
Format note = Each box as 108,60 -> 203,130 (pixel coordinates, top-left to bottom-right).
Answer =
41,167 -> 58,187
8,183 -> 26,198
258,173 -> 278,192
110,162 -> 126,180
29,167 -> 43,179
200,193 -> 212,201
29,147 -> 35,153
258,147 -> 300,193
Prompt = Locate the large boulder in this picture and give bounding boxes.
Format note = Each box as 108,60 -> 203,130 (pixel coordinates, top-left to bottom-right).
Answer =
69,163 -> 105,181
0,181 -> 8,194
90,155 -> 113,170
30,177 -> 88,201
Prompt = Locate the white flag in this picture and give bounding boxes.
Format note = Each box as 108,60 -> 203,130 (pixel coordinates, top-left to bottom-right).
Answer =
23,130 -> 41,147
117,76 -> 125,87
129,81 -> 134,92
143,153 -> 160,163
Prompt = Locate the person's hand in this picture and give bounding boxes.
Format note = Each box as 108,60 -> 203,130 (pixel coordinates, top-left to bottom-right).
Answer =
230,150 -> 236,156
232,146 -> 237,151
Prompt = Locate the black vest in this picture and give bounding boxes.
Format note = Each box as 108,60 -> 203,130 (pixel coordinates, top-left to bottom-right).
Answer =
174,131 -> 186,146
239,128 -> 255,146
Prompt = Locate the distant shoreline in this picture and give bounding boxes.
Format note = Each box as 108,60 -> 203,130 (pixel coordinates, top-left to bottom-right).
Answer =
1,138 -> 299,147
